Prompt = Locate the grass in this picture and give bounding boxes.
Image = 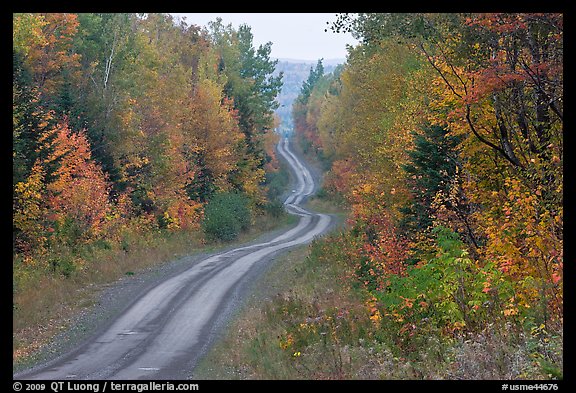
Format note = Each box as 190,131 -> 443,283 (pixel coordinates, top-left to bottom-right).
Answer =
193,212 -> 563,380
12,209 -> 296,366
193,230 -> 375,380
306,194 -> 349,216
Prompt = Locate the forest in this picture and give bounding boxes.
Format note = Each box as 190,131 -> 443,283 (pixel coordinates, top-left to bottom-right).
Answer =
13,12 -> 563,380
13,12 -> 286,263
13,12 -> 285,358
273,59 -> 341,134
284,12 -> 563,379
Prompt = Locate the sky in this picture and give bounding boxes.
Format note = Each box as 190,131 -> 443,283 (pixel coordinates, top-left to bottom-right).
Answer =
170,13 -> 358,61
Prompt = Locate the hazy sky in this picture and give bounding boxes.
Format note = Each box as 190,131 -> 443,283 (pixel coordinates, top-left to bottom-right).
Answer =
170,13 -> 358,61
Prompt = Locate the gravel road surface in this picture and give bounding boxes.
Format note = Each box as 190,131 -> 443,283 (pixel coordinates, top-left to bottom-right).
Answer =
14,137 -> 333,380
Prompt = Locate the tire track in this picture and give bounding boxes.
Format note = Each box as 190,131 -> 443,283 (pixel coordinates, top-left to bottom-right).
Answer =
15,137 -> 332,380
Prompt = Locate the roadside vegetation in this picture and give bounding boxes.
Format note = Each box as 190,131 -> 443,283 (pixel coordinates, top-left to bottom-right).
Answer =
195,195 -> 561,380
13,12 -> 288,364
196,13 -> 563,380
13,202 -> 294,365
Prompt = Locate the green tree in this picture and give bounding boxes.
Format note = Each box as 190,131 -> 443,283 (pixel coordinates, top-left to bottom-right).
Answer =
202,192 -> 252,241
13,51 -> 43,185
297,59 -> 324,105
400,124 -> 462,235
208,19 -> 283,198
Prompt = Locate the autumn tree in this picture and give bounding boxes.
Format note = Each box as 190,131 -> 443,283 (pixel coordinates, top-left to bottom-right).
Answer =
13,12 -> 283,271
40,119 -> 113,241
423,13 -> 562,324
182,78 -> 244,203
13,13 -> 80,184
328,12 -> 563,328
14,13 -> 81,111
13,162 -> 47,256
13,13 -> 266,251
13,117 -> 114,259
208,19 -> 283,203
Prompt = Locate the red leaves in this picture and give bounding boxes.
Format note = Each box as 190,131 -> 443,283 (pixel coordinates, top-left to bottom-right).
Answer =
466,13 -> 530,34
351,207 -> 408,293
41,119 -> 112,237
551,260 -> 562,285
324,159 -> 356,197
14,115 -> 116,254
399,296 -> 414,309
464,67 -> 527,105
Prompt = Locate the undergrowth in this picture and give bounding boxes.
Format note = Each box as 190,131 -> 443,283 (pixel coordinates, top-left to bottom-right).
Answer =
13,207 -> 293,365
194,230 -> 563,380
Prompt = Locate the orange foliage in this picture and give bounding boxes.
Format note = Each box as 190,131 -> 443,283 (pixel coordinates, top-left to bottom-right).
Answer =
162,195 -> 204,231
13,162 -> 47,255
469,175 -> 563,318
40,119 -> 112,239
424,13 -> 563,323
263,127 -> 281,172
21,13 -> 81,98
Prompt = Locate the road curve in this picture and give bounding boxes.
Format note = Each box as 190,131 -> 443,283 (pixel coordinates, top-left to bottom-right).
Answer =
14,137 -> 332,380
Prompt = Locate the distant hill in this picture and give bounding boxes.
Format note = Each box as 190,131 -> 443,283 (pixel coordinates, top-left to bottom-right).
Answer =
273,58 -> 344,133
275,58 -> 346,66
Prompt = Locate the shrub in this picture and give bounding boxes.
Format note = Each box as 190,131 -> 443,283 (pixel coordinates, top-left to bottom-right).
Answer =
48,255 -> 78,278
202,192 -> 252,241
264,199 -> 285,218
264,166 -> 289,201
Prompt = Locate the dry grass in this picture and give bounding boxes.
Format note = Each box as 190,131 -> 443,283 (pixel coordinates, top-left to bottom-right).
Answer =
13,274 -> 91,361
305,195 -> 349,216
194,238 -> 365,379
13,211 -> 294,365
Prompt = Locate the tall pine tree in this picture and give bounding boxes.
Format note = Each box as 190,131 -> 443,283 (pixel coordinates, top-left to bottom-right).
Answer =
399,123 -> 463,257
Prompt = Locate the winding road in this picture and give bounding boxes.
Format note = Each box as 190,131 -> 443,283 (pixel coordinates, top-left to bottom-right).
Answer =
15,137 -> 333,380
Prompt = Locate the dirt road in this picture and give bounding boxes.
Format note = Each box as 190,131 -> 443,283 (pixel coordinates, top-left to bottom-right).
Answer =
14,137 -> 333,380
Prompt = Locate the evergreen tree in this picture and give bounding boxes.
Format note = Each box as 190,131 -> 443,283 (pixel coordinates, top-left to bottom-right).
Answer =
212,20 -> 283,166
399,123 -> 462,240
297,59 -> 324,105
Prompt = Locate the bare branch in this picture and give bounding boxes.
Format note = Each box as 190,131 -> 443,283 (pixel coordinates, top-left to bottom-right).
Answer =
465,105 -> 523,168
419,42 -> 463,99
